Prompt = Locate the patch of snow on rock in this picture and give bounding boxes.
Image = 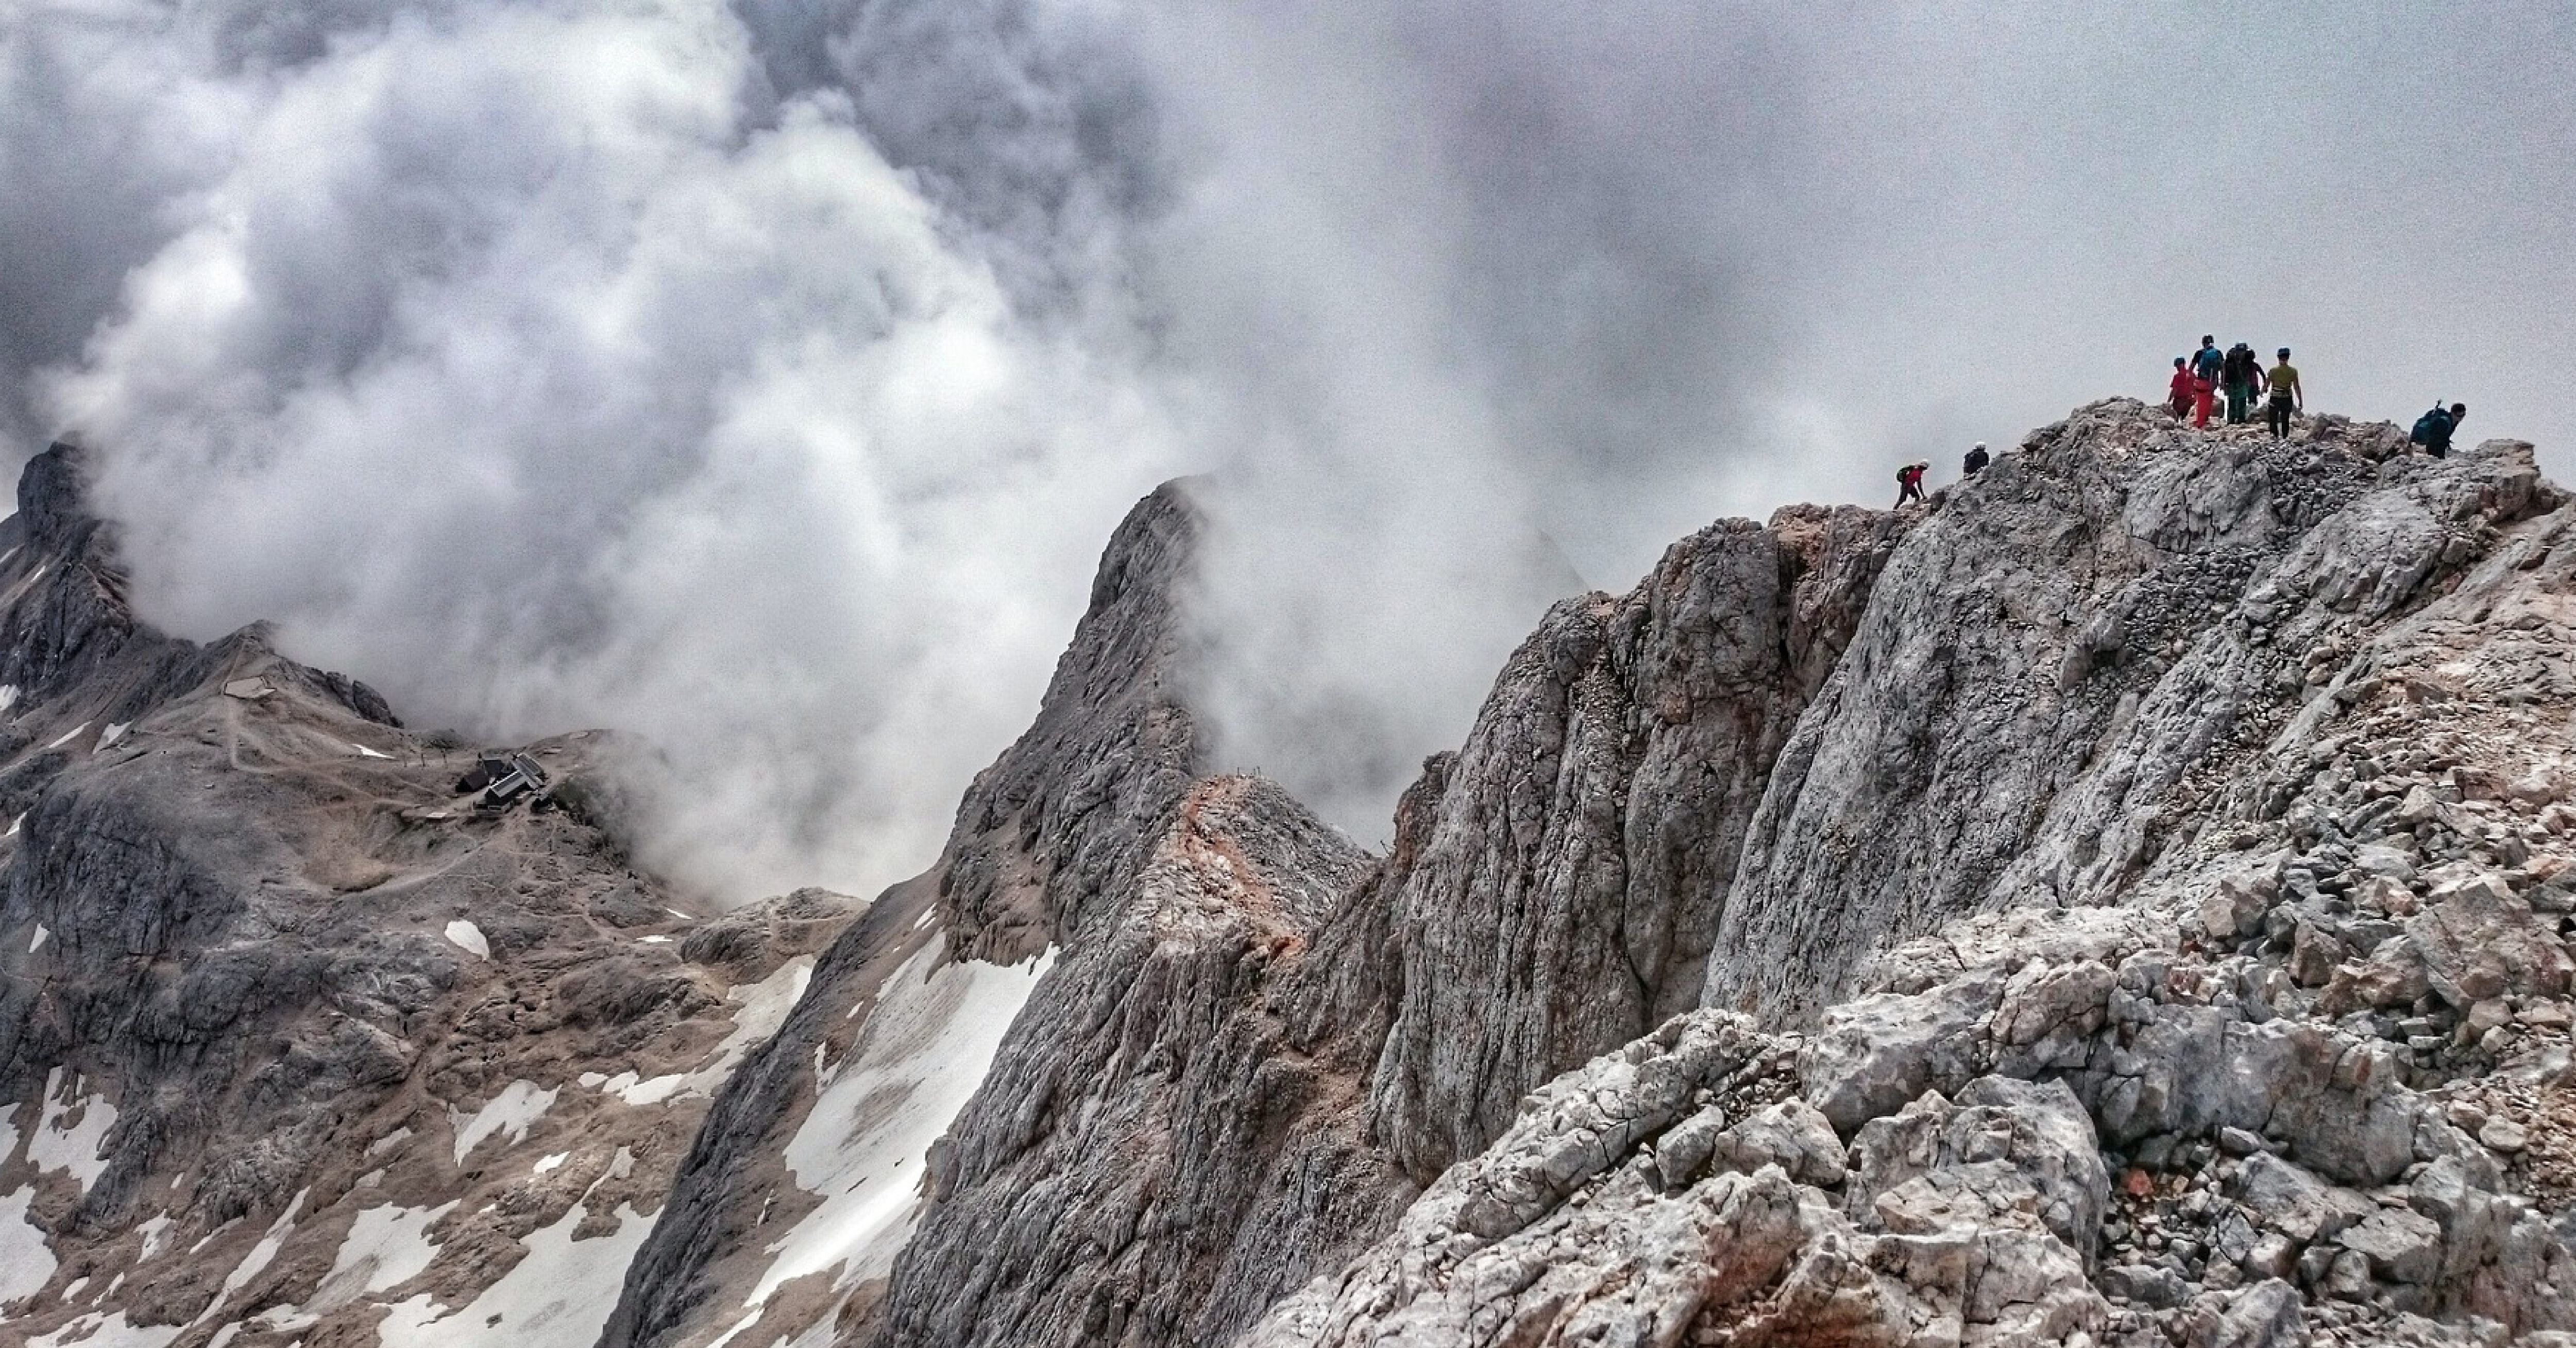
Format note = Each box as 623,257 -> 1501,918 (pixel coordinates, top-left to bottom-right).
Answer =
196,1190 -> 305,1326
703,957 -> 814,1082
306,1199 -> 458,1312
44,721 -> 88,750
747,940 -> 1053,1310
134,1213 -> 173,1262
28,1068 -> 118,1189
601,1071 -> 693,1106
449,1080 -> 556,1164
377,1188 -> 655,1346
27,1311 -> 178,1348
1,1127 -> 59,1302
29,923 -> 46,952
96,722 -> 128,751
442,919 -> 488,959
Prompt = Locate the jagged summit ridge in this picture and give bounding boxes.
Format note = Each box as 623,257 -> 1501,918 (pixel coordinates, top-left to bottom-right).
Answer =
806,401 -> 2576,1348
9,400 -> 2575,1348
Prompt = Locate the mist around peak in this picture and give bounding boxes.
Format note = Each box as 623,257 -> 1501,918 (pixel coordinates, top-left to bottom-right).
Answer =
5,1 -> 2571,899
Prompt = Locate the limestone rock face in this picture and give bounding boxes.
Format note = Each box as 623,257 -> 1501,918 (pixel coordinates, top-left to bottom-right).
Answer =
1364,505 -> 1908,1182
1247,411 -> 2576,1348
603,484 -> 1215,1348
1710,402 -> 2553,1019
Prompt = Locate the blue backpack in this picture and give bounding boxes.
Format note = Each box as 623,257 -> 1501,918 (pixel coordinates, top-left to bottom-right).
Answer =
2410,404 -> 2454,446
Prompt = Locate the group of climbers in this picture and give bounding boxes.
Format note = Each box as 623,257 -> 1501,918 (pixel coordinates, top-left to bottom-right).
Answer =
2168,335 -> 2304,435
1892,339 -> 2475,509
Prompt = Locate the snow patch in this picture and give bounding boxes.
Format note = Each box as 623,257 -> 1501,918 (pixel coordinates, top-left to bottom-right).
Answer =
1,1128 -> 59,1303
365,1125 -> 414,1157
45,721 -> 89,750
349,741 -> 393,759
450,1080 -> 556,1164
96,722 -> 129,752
746,940 -> 1052,1309
28,1068 -> 118,1189
588,957 -> 817,1110
639,933 -> 673,944
599,1071 -> 693,1106
27,1311 -> 178,1348
0,684 -> 16,713
307,1199 -> 458,1311
703,1309 -> 764,1348
29,923 -> 47,952
135,1213 -> 173,1262
533,1152 -> 568,1175
377,1188 -> 655,1346
443,919 -> 489,959
199,1189 -> 305,1324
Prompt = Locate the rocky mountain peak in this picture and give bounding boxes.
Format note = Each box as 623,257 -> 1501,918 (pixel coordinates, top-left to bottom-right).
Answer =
12,398 -> 2576,1348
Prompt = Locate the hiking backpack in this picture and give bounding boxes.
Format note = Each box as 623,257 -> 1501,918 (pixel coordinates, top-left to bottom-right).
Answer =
2410,404 -> 2453,445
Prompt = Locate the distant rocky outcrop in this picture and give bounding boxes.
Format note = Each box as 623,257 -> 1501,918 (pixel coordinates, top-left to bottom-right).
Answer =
0,444 -> 854,1346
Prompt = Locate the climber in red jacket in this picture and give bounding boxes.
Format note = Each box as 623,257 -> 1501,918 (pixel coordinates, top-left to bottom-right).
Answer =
1894,462 -> 1929,506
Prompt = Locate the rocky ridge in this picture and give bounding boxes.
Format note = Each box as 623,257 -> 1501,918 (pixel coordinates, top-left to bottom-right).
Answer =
10,394 -> 2575,1348
1241,405 -> 2576,1347
620,398 -> 2576,1348
840,401 -> 2576,1348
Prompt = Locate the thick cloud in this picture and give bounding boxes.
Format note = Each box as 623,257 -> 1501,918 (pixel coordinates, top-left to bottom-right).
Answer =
23,1 -> 1185,898
4,1 -> 2571,890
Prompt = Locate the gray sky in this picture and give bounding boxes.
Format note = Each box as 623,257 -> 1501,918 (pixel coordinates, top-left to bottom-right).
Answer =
3,1 -> 2568,890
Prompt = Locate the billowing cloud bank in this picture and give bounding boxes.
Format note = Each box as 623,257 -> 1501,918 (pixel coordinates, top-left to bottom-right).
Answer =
5,2 -> 2571,897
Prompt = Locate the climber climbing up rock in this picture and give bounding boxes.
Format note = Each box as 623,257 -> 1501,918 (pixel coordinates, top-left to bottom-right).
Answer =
2411,402 -> 2467,458
1894,462 -> 1929,506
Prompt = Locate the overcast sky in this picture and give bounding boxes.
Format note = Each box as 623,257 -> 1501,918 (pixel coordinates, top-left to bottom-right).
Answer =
4,2 -> 2569,897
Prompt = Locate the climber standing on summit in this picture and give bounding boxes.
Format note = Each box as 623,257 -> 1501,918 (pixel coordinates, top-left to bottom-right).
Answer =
2264,348 -> 2303,438
2193,336 -> 2225,393
2218,344 -> 2252,424
2167,356 -> 2195,420
1895,462 -> 1929,506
